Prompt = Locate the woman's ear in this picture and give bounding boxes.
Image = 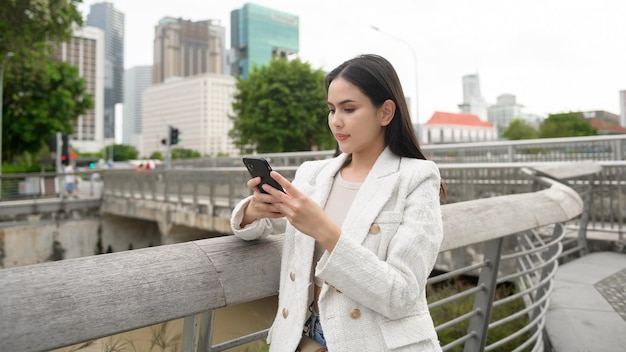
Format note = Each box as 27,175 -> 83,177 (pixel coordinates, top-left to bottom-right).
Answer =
380,99 -> 396,126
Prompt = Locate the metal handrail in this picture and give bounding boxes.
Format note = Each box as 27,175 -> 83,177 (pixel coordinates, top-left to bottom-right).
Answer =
0,176 -> 583,352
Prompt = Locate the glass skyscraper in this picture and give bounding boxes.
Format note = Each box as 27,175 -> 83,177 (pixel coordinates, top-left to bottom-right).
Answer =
87,2 -> 124,140
230,3 -> 299,78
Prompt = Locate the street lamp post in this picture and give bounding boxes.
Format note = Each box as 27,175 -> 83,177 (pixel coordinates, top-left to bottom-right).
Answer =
0,52 -> 15,197
370,26 -> 419,123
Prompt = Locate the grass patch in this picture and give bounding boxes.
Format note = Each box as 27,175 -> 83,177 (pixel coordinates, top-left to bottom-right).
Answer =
428,277 -> 533,351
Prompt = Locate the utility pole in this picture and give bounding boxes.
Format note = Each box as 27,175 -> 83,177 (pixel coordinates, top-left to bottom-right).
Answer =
56,132 -> 62,197
165,125 -> 172,169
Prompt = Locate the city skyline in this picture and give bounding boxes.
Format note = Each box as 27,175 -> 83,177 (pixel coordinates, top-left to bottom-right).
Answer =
79,0 -> 626,124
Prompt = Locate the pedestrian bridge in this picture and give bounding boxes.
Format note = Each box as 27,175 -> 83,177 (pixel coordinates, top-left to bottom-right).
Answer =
2,136 -> 626,351
1,169 -> 584,351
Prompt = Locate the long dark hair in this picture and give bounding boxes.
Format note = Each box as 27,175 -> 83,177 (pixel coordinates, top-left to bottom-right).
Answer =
324,54 -> 426,160
325,54 -> 447,198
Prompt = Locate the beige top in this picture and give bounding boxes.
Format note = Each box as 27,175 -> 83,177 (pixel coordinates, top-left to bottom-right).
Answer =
313,171 -> 361,287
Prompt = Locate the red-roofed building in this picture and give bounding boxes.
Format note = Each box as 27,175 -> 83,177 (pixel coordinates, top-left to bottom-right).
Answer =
422,111 -> 498,144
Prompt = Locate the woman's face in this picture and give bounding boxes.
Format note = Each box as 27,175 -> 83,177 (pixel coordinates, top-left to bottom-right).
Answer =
327,77 -> 390,156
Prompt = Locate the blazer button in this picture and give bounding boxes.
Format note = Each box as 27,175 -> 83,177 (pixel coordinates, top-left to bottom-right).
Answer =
350,309 -> 361,319
369,224 -> 380,234
290,271 -> 296,281
282,308 -> 289,319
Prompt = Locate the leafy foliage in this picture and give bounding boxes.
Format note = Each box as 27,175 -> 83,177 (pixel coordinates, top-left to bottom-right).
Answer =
502,118 -> 539,140
539,112 -> 597,138
149,151 -> 164,160
1,0 -> 89,164
3,59 -> 93,162
171,148 -> 201,159
0,0 -> 84,56
230,57 -> 334,154
104,144 -> 139,161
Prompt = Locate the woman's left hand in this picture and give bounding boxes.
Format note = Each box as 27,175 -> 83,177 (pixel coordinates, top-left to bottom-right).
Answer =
263,171 -> 341,251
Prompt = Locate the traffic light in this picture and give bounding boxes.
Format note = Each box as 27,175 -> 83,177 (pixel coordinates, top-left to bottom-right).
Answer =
61,134 -> 69,166
169,126 -> 180,145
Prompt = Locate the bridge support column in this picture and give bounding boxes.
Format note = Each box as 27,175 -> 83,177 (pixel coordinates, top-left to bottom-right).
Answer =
100,214 -> 161,253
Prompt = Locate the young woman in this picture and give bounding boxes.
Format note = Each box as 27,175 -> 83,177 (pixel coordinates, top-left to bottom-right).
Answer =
230,54 -> 443,351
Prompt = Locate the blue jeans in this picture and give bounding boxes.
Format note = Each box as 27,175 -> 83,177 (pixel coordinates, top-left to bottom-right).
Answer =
306,304 -> 327,347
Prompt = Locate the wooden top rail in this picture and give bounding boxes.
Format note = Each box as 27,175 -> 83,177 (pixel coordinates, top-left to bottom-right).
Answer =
0,179 -> 583,352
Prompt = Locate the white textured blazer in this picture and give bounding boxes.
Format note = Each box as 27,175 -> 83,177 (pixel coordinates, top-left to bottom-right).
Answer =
231,147 -> 444,351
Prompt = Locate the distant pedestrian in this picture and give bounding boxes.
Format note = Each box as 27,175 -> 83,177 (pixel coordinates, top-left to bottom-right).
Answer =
64,163 -> 78,198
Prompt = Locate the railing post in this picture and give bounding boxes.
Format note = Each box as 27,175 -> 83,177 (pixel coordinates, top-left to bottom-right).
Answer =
576,174 -> 595,256
192,172 -> 199,208
508,145 -> 515,162
181,314 -> 198,352
464,237 -> 503,352
197,310 -> 215,352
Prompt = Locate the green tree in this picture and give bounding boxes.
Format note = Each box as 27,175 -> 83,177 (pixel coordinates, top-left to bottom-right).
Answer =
230,57 -> 334,154
149,151 -> 164,160
503,119 -> 539,140
171,148 -> 201,159
103,144 -> 138,161
3,60 -> 93,162
539,112 -> 597,138
1,0 -> 88,164
0,0 -> 84,55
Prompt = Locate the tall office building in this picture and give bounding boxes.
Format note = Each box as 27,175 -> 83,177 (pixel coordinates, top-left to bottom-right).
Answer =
458,74 -> 488,121
53,26 -> 105,153
230,3 -> 299,78
87,2 -> 124,140
153,17 -> 225,84
487,94 -> 524,133
123,66 -> 152,154
142,73 -> 238,157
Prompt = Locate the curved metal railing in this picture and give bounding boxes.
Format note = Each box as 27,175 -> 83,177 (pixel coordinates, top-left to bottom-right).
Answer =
0,174 -> 582,352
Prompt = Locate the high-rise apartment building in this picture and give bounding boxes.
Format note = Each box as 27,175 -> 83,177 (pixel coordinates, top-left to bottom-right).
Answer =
53,26 -> 105,153
87,2 -> 124,140
153,17 -> 225,84
230,3 -> 299,78
142,73 -> 238,157
487,94 -> 523,132
123,66 -> 152,154
458,74 -> 488,121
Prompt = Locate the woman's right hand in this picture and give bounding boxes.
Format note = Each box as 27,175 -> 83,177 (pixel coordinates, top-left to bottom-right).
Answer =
240,177 -> 286,227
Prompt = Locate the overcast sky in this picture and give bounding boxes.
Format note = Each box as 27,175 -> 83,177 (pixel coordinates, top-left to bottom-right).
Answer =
79,0 -> 626,124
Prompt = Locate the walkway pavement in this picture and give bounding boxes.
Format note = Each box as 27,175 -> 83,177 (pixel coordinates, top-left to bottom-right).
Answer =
545,251 -> 626,352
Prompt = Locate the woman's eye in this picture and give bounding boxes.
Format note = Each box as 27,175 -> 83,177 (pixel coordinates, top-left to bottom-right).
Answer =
328,109 -> 336,114
344,108 -> 355,113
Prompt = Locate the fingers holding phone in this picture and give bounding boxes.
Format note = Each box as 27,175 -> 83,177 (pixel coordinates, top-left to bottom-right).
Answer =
241,156 -> 285,225
242,156 -> 285,194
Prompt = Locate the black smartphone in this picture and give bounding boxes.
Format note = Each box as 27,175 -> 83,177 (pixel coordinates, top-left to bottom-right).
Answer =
242,156 -> 285,194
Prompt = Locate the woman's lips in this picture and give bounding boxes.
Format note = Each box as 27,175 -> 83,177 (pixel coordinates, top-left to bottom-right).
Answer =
335,133 -> 349,141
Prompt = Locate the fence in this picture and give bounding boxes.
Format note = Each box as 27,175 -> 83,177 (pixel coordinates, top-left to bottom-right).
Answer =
0,173 -> 583,352
167,135 -> 626,168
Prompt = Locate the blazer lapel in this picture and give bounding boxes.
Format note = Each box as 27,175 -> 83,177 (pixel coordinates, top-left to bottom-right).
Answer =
341,147 -> 401,244
294,154 -> 348,261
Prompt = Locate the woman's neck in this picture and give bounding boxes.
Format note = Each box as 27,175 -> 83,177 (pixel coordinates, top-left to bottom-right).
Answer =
341,144 -> 385,183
